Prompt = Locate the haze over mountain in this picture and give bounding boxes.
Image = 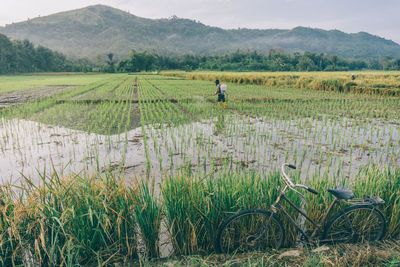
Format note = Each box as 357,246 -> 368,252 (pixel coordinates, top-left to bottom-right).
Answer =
1,4 -> 399,60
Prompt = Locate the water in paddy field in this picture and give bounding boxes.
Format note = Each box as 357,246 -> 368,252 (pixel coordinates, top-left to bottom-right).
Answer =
0,118 -> 145,185
144,114 -> 399,181
0,114 -> 399,186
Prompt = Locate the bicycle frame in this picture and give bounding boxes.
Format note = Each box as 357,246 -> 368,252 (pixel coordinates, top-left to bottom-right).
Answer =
216,163 -> 386,254
270,184 -> 339,244
265,163 -> 385,245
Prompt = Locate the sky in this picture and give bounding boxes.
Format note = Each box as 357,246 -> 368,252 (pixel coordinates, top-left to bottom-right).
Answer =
1,0 -> 399,44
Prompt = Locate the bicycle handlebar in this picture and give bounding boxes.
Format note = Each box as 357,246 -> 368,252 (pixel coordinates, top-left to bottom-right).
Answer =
288,164 -> 296,169
306,187 -> 318,195
281,163 -> 319,195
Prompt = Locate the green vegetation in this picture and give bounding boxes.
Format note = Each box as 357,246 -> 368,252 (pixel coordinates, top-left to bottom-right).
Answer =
0,73 -> 114,94
0,72 -> 399,265
117,50 -> 400,73
0,34 -> 67,74
1,172 -> 138,266
1,165 -> 399,265
2,30 -> 400,74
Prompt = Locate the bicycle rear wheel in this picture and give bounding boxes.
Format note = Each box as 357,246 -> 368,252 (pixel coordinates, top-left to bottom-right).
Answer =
216,209 -> 284,254
322,205 -> 386,243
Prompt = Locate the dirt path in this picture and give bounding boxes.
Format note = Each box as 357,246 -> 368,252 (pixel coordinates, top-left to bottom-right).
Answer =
133,77 -> 138,100
0,86 -> 76,109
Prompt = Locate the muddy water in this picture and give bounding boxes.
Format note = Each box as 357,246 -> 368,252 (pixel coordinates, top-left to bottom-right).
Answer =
1,114 -> 399,186
141,114 -> 400,183
0,118 -> 145,185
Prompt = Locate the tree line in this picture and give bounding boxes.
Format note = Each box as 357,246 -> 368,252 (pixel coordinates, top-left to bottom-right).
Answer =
0,34 -> 66,74
1,33 -> 400,74
114,50 -> 400,72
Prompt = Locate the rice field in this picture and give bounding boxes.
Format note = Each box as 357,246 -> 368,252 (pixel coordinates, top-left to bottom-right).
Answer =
0,72 -> 399,264
165,70 -> 400,96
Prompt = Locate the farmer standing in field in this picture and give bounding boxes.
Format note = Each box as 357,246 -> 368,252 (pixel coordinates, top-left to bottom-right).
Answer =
215,79 -> 227,108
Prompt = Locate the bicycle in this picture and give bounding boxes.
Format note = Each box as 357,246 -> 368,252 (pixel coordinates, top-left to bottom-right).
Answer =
215,163 -> 387,254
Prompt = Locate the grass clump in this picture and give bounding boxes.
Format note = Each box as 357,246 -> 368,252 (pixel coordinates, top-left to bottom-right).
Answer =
352,165 -> 400,239
162,170 -> 301,255
133,178 -> 162,258
16,171 -> 138,266
0,186 -> 24,266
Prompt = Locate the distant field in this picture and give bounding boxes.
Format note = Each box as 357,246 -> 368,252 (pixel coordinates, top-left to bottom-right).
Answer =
163,70 -> 400,96
0,73 -> 119,94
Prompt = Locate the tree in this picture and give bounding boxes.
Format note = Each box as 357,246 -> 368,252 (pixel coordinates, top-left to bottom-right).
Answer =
331,55 -> 338,69
0,34 -> 14,73
106,53 -> 115,72
297,56 -> 317,71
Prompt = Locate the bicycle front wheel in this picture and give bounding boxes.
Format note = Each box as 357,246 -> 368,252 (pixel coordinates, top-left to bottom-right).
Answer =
322,205 -> 386,243
216,209 -> 285,254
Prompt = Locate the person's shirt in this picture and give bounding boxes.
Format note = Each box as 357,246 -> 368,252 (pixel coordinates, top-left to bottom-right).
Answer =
219,84 -> 227,95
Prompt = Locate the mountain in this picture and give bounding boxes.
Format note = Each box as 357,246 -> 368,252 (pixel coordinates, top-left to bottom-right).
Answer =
1,5 -> 400,59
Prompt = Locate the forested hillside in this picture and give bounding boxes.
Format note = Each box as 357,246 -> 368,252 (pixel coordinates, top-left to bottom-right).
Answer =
1,5 -> 400,59
1,33 -> 400,74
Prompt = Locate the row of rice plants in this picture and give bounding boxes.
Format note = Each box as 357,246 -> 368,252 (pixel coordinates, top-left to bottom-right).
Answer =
113,77 -> 138,101
137,79 -> 167,101
137,77 -> 199,176
135,75 -> 398,187
144,76 -> 213,100
0,76 -> 138,183
0,76 -> 120,121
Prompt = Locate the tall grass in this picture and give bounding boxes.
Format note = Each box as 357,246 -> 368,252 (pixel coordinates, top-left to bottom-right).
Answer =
0,186 -> 24,266
162,169 -> 301,255
162,165 -> 400,256
352,165 -> 400,238
3,171 -> 138,266
1,166 -> 399,264
303,165 -> 400,239
132,178 -> 161,258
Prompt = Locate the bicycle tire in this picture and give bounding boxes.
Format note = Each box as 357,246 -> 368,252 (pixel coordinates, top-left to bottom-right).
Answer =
322,205 -> 386,243
215,209 -> 285,254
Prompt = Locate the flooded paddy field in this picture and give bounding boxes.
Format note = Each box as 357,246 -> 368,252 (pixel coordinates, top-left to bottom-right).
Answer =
1,72 -> 400,264
0,73 -> 399,186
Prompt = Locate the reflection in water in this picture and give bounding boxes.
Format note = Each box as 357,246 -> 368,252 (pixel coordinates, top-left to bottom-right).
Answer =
214,112 -> 226,135
1,114 -> 399,186
0,118 -> 145,185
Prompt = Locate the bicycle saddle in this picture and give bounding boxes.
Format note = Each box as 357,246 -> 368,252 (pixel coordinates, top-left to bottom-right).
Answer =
327,186 -> 354,200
